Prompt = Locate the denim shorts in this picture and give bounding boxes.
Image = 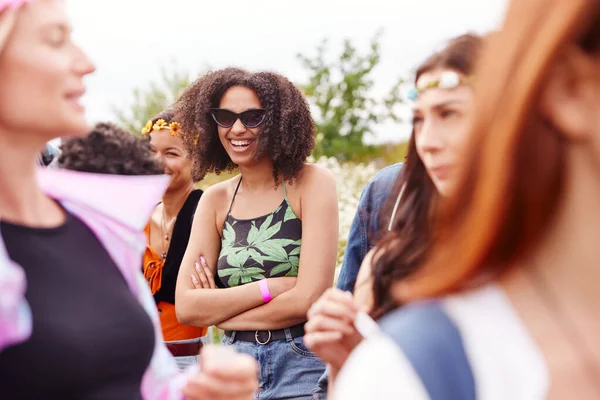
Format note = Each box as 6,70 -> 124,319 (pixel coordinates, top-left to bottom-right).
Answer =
223,328 -> 326,399
165,337 -> 204,371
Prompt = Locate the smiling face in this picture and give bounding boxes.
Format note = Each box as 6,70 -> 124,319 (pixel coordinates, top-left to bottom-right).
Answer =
412,69 -> 475,197
149,128 -> 193,192
216,86 -> 264,167
0,0 -> 95,142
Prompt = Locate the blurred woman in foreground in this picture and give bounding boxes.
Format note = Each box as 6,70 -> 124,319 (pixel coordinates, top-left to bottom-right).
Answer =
0,1 -> 257,399
334,0 -> 600,399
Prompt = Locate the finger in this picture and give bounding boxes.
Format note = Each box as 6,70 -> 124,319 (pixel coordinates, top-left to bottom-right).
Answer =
304,334 -> 355,370
309,289 -> 357,317
306,314 -> 356,336
183,373 -> 257,400
309,300 -> 357,324
187,347 -> 259,399
204,267 -> 216,289
191,274 -> 202,289
201,346 -> 259,382
193,364 -> 259,399
306,312 -> 353,334
181,379 -> 211,400
195,260 -> 210,288
304,331 -> 343,348
201,256 -> 217,289
329,289 -> 359,308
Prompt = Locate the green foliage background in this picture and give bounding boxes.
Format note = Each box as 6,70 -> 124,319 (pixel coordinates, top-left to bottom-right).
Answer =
112,33 -> 408,164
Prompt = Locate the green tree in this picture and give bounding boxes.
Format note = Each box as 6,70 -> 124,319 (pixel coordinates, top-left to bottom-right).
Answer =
112,66 -> 193,135
298,31 -> 405,161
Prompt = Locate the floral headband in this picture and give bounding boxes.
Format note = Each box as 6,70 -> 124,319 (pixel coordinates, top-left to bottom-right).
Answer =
141,119 -> 182,137
407,70 -> 473,101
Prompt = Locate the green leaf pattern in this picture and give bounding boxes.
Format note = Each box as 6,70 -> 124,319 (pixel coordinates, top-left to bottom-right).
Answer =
217,200 -> 302,287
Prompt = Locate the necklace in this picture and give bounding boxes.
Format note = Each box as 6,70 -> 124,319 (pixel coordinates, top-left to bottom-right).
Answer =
157,188 -> 193,262
526,268 -> 600,396
159,205 -> 175,262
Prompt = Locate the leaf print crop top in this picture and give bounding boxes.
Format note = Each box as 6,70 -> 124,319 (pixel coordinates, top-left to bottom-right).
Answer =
217,177 -> 302,288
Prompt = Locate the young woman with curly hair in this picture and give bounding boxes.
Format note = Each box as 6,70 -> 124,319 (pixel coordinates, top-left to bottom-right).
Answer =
174,68 -> 339,399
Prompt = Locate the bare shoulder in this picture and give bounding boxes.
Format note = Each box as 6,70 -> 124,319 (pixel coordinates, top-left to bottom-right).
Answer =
149,204 -> 162,227
295,163 -> 336,189
201,175 -> 240,208
284,164 -> 336,219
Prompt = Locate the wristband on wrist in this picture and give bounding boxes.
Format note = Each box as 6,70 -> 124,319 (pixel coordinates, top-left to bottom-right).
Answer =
259,279 -> 273,303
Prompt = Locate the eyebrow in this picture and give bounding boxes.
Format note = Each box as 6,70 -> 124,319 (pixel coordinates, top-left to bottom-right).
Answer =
413,99 -> 468,113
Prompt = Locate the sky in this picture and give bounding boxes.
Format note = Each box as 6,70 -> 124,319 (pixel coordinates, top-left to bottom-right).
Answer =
67,0 -> 507,144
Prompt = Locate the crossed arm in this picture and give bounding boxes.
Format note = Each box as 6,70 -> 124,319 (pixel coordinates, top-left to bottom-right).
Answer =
175,167 -> 339,330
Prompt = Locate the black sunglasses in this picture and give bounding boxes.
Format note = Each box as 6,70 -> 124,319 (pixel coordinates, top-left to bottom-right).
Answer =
210,108 -> 267,129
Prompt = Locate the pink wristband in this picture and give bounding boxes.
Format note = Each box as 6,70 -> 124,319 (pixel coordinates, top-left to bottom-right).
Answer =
259,279 -> 272,303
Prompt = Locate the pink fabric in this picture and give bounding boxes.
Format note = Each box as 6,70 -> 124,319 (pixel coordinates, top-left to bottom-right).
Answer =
0,233 -> 31,350
37,168 -> 168,293
0,0 -> 30,13
259,279 -> 273,303
0,168 -> 191,399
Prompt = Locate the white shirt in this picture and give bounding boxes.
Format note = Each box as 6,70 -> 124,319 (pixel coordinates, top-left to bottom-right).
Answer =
334,285 -> 549,400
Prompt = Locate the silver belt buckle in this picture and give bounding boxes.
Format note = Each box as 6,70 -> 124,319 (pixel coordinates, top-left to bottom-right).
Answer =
255,330 -> 272,345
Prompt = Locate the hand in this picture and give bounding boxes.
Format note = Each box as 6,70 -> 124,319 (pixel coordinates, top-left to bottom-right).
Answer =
182,345 -> 258,400
191,256 -> 216,289
304,288 -> 363,371
266,277 -> 297,297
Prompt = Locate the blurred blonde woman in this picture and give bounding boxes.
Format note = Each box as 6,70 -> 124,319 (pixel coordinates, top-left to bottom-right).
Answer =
0,1 -> 257,399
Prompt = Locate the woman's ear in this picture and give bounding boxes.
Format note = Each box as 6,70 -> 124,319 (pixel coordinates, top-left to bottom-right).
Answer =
539,45 -> 600,142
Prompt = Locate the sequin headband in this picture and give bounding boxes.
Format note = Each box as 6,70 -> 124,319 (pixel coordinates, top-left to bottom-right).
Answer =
0,0 -> 31,13
407,70 -> 473,101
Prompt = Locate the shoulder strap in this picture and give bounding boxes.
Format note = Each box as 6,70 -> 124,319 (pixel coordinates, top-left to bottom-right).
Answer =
379,301 -> 476,400
161,190 -> 202,263
282,178 -> 288,201
227,177 -> 243,215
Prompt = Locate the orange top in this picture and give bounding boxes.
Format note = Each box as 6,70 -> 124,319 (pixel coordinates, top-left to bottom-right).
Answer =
143,224 -> 207,341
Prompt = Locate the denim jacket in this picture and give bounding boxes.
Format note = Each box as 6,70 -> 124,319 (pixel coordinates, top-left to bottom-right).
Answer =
314,163 -> 403,399
0,168 -> 193,399
336,163 -> 402,293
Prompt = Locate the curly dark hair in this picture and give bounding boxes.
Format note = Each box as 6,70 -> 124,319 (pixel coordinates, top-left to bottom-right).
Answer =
174,68 -> 316,183
57,122 -> 164,176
